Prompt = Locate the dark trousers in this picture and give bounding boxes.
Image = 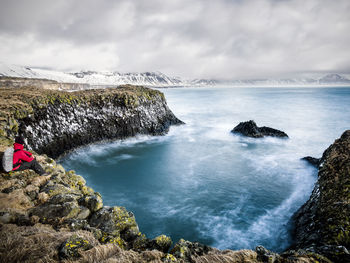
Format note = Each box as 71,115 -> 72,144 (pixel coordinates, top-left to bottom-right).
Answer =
16,159 -> 45,175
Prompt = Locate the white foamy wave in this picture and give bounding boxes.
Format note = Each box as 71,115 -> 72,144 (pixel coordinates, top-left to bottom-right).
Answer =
195,167 -> 316,251
105,154 -> 134,165
60,134 -> 173,167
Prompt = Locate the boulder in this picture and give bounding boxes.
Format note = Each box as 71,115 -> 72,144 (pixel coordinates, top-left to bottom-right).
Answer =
59,234 -> 93,259
79,194 -> 103,212
171,239 -> 212,261
231,120 -> 288,138
256,245 -> 281,263
30,193 -> 83,221
151,235 -> 172,253
89,206 -> 139,241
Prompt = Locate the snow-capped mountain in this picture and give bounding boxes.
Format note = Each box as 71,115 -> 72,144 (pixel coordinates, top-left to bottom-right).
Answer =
0,62 -> 183,87
1,62 -> 350,87
319,74 -> 350,84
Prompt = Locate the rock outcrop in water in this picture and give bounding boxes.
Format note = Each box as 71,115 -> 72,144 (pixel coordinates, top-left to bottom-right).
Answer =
292,130 -> 350,262
231,120 -> 288,138
301,156 -> 321,168
0,85 -> 183,158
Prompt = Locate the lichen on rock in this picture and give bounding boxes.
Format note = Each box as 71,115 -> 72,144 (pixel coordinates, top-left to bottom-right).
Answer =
59,234 -> 93,259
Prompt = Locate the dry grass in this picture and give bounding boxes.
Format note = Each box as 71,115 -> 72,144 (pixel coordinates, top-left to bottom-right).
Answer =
0,189 -> 32,211
193,249 -> 259,263
0,224 -> 99,263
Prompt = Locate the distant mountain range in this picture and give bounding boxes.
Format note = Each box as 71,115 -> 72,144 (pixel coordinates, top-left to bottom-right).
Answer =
1,62 -> 350,87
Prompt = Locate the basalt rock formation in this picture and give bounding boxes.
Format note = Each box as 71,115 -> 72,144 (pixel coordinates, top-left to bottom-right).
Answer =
231,120 -> 288,138
0,85 -> 183,158
0,82 -> 348,262
292,130 -> 350,262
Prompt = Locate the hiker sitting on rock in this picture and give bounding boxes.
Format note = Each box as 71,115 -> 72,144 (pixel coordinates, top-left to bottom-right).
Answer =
12,136 -> 46,176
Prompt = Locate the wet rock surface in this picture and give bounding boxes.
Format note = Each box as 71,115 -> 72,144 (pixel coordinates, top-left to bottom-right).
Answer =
301,156 -> 321,168
232,120 -> 288,138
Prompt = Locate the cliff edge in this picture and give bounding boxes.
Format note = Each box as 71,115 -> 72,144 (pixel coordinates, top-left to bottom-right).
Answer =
0,85 -> 183,158
292,130 -> 350,262
0,83 -> 348,262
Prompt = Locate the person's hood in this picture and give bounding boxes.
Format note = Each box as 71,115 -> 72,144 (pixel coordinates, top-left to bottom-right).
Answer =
14,143 -> 24,151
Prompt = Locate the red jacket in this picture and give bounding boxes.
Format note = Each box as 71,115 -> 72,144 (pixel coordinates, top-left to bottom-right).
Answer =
12,143 -> 34,170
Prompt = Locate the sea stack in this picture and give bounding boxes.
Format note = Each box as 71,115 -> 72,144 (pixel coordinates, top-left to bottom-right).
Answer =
231,120 -> 288,138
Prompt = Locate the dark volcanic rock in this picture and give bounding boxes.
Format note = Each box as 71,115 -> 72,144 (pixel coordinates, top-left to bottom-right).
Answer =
292,130 -> 350,262
59,234 -> 93,259
1,85 -> 183,158
231,120 -> 288,138
301,156 -> 321,168
89,206 -> 139,238
171,239 -> 212,261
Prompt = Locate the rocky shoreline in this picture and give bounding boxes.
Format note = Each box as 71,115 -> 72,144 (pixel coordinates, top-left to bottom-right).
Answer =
0,83 -> 349,262
0,85 -> 183,158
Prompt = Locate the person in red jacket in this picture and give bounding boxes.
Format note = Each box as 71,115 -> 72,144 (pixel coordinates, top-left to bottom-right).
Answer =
12,136 -> 46,175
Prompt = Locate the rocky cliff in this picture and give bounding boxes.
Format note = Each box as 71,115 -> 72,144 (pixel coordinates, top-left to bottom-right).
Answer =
0,85 -> 183,158
292,130 -> 350,262
0,83 -> 348,262
0,162 -> 331,263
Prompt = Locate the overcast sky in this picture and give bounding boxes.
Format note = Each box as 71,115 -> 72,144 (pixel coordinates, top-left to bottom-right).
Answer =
0,0 -> 349,79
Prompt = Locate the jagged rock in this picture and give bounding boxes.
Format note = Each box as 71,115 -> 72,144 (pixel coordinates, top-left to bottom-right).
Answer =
301,156 -> 320,168
132,233 -> 150,251
40,181 -> 81,197
292,130 -> 350,262
232,120 -> 288,138
256,245 -> 281,263
59,234 -> 93,259
89,206 -> 139,238
162,253 -> 178,263
30,194 -> 83,221
150,235 -> 172,253
171,239 -> 212,261
64,219 -> 89,231
79,194 -> 103,212
76,206 -> 91,220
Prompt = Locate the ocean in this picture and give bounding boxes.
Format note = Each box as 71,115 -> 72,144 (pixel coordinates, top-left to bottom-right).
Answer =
60,86 -> 350,252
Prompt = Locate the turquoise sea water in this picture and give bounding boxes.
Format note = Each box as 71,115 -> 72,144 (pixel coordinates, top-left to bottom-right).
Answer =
60,86 -> 350,252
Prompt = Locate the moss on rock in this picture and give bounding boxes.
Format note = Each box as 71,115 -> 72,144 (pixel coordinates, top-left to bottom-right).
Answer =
59,234 -> 93,259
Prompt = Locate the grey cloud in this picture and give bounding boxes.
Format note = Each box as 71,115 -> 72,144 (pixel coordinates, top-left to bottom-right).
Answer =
0,0 -> 349,78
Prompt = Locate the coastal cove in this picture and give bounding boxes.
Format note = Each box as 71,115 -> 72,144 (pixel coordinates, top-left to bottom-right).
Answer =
60,86 -> 350,252
1,83 -> 349,262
